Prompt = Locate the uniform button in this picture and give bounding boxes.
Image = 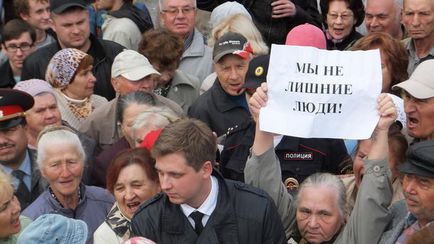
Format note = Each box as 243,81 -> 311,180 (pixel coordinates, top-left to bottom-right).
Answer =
296,167 -> 300,172
373,166 -> 380,172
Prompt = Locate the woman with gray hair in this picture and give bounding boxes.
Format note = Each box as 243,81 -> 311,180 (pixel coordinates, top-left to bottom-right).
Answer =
245,83 -> 397,243
22,126 -> 114,243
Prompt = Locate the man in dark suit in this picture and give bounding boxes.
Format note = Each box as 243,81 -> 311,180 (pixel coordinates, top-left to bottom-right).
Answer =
131,118 -> 286,243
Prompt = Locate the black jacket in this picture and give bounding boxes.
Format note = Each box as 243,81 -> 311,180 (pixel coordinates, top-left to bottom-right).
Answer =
197,0 -> 321,46
21,34 -> 124,100
131,172 -> 286,244
188,80 -> 254,181
0,62 -> 16,88
188,80 -> 253,137
109,2 -> 153,33
275,136 -> 352,184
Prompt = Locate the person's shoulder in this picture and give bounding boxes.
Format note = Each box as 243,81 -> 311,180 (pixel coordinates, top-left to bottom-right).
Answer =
98,38 -> 125,51
89,98 -> 117,117
21,190 -> 51,219
173,70 -> 200,88
24,42 -> 58,62
226,179 -> 272,201
85,185 -> 115,203
134,192 -> 165,215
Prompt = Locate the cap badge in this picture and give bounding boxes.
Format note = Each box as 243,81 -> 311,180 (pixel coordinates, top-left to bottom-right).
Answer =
255,66 -> 264,77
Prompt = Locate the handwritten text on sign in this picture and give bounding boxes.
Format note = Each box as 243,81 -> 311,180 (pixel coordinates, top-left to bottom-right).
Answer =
260,45 -> 382,139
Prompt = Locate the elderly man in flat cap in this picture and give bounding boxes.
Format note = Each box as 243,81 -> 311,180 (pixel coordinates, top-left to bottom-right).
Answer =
0,89 -> 47,209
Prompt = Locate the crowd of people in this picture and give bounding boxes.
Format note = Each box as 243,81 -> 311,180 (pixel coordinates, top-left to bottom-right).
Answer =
0,0 -> 433,243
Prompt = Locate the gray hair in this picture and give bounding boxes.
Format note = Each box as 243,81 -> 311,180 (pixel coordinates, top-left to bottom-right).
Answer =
37,126 -> 85,169
132,107 -> 179,132
158,0 -> 197,11
116,91 -> 157,124
295,173 -> 348,220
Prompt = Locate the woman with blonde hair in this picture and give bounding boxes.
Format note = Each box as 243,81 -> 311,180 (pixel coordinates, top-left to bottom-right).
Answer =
0,170 -> 32,244
201,14 -> 269,93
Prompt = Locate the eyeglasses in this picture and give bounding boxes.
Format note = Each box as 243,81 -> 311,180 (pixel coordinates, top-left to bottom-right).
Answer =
161,6 -> 196,16
4,43 -> 33,52
327,12 -> 354,21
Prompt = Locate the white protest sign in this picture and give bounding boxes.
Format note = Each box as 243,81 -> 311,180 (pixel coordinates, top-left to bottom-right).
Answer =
260,45 -> 382,140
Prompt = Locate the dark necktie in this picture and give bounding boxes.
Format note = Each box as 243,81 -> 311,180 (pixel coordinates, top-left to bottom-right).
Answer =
12,170 -> 31,205
190,211 -> 204,235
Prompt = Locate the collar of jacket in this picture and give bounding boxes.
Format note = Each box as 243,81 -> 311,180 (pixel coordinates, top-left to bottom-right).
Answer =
0,61 -> 16,88
46,183 -> 86,218
52,34 -> 106,63
210,79 -> 245,113
159,171 -> 239,239
182,28 -> 207,59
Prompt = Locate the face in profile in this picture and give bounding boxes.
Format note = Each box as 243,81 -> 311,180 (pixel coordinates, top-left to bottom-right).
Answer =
296,186 -> 344,244
0,187 -> 22,238
155,152 -> 212,208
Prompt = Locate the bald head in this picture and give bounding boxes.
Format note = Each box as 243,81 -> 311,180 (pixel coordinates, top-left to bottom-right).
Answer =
365,0 -> 403,39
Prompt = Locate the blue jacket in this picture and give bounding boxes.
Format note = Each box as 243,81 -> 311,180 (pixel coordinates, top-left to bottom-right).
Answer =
22,184 -> 114,243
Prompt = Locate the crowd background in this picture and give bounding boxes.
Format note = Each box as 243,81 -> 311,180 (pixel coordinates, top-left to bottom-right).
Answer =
0,0 -> 433,243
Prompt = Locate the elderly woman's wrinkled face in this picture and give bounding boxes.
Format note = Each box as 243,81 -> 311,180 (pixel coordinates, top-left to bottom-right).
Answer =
0,188 -> 21,238
296,186 -> 344,244
326,0 -> 357,40
121,104 -> 152,147
41,143 -> 84,198
114,164 -> 160,219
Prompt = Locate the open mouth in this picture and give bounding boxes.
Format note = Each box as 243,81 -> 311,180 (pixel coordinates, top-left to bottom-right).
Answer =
126,201 -> 141,212
11,217 -> 20,229
407,117 -> 419,128
0,144 -> 14,150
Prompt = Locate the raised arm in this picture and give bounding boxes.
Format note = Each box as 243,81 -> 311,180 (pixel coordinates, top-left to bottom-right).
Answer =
337,93 -> 397,244
244,82 -> 297,240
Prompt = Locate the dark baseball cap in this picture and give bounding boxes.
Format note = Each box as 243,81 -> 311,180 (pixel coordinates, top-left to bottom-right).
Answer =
397,140 -> 434,178
50,0 -> 87,14
0,89 -> 34,130
212,32 -> 249,63
244,55 -> 270,89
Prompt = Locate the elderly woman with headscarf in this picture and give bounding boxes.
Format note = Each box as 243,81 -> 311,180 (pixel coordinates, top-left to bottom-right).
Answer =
0,169 -> 32,244
22,126 -> 114,243
45,48 -> 108,130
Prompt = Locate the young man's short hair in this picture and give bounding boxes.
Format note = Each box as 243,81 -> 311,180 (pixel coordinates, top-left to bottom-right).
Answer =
14,0 -> 49,16
151,118 -> 217,171
1,19 -> 36,44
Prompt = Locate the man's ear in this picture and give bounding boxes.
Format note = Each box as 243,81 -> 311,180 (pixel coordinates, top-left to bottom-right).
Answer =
20,13 -> 30,22
111,78 -> 119,93
202,160 -> 213,178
